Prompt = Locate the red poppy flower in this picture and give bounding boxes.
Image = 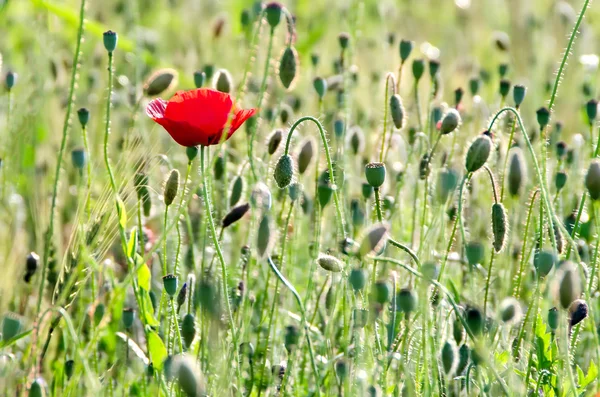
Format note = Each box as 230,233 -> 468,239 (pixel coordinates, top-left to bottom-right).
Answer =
146,88 -> 257,147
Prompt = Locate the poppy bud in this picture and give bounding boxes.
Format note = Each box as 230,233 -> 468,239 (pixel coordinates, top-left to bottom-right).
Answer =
273,154 -> 294,189
453,317 -> 464,345
193,71 -> 206,88
332,119 -> 344,140
359,223 -> 389,257
24,251 -> 39,283
465,307 -> 484,336
349,268 -> 367,291
177,282 -> 188,311
499,79 -> 511,98
29,378 -> 46,397
585,160 -> 600,201
182,313 -> 196,348
240,9 -> 251,28
313,77 -> 327,99
548,307 -> 559,331
229,176 -> 244,207
213,69 -> 233,94
513,84 -> 527,107
65,359 -> 75,379
185,146 -> 198,163
436,168 -> 459,204
278,46 -> 298,90
103,30 -> 118,53
555,261 -> 580,309
453,87 -> 464,108
2,314 -> 21,341
71,148 -> 86,169
399,39 -> 413,62
203,64 -> 215,80
335,359 -> 348,381
222,203 -> 250,228
556,141 -> 567,158
5,71 -> 16,90
365,162 -> 386,188
507,149 -> 525,197
144,69 -> 178,97
586,99 -> 598,125
457,345 -> 469,375
338,32 -> 350,50
396,288 -> 417,313
267,129 -> 283,155
534,250 -> 555,278
264,2 -> 283,29
77,107 -> 90,127
419,154 -> 430,180
390,94 -> 405,129
317,254 -> 344,272
493,31 -> 510,51
499,297 -> 522,325
440,109 -> 461,135
297,138 -> 315,174
256,215 -> 273,258
465,241 -> 485,267
372,280 -> 390,304
122,308 -> 135,329
412,59 -> 425,82
491,203 -> 507,253
284,325 -> 300,352
279,104 -> 292,124
94,304 -> 105,326
346,126 -> 364,155
361,183 -> 373,200
568,299 -> 588,328
536,107 -> 550,129
250,182 -> 272,211
465,134 -> 492,173
176,356 -> 205,397
317,182 -> 333,208
441,341 -> 457,376
468,76 -> 480,96
163,274 -> 178,297
164,169 -> 180,207
555,171 -> 567,191
213,155 -> 225,180
428,59 -> 440,79
498,63 -> 509,77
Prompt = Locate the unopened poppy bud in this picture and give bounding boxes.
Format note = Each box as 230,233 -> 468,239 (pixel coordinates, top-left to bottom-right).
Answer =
297,138 -> 315,174
181,313 -> 196,348
317,254 -> 344,272
334,119 -> 345,139
513,84 -> 527,107
64,359 -> 75,379
193,71 -> 206,88
278,46 -> 298,90
313,77 -> 327,99
536,107 -> 550,129
144,69 -> 178,96
466,241 -> 485,267
213,155 -> 225,180
288,182 -> 301,201
159,276 -> 178,302
267,129 -> 283,155
465,307 -> 484,336
71,148 -> 86,169
499,297 -> 522,325
213,69 -> 233,94
399,39 -> 413,62
396,288 -> 417,313
256,215 -> 273,258
229,176 -> 243,206
372,280 -> 390,304
454,87 -> 464,107
491,203 -> 507,253
493,31 -> 510,51
548,307 -> 559,331
317,183 -> 333,208
2,314 -> 21,341
428,59 -> 440,79
5,71 -> 16,90
284,325 -> 300,352
24,251 -> 39,283
456,344 -> 469,375
568,299 -> 588,328
453,317 -> 465,345
556,141 -> 567,158
29,378 -> 46,397
279,104 -> 292,124
347,126 -> 364,154
186,146 -> 198,162
440,109 -> 461,135
164,169 -> 180,206
222,203 -> 250,228
465,135 -> 492,173
177,282 -> 188,311
240,9 -> 251,28
436,168 -> 459,203
338,32 -> 350,49
77,107 -> 90,127
362,182 -> 373,200
555,261 -> 580,309
469,76 -> 480,96
176,356 -> 205,397
499,79 -> 511,98
335,359 -> 349,381
264,2 -> 283,29
586,99 -> 598,125
585,161 -> 600,201
412,59 -> 425,82
122,308 -> 135,329
534,250 -> 555,278
441,341 -> 457,376
365,162 -> 386,188
103,30 -> 118,53
555,171 -> 567,191
273,154 -> 294,189
498,63 -> 509,77
349,268 -> 367,291
203,64 -> 215,80
359,223 -> 389,257
507,149 -> 525,197
251,182 -> 272,211
390,94 -> 405,129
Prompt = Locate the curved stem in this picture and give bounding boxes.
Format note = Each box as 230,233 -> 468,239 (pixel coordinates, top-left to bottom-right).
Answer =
482,165 -> 499,204
379,73 -> 397,162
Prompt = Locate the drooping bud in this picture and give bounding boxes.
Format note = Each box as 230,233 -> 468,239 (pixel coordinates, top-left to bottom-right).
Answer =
267,129 -> 284,155
186,146 -> 198,162
454,87 -> 464,107
347,125 -> 364,154
372,280 -> 391,304
568,299 -> 588,328
284,325 -> 300,352
278,46 -> 298,90
465,307 -> 484,336
297,138 -> 315,174
229,176 -> 243,207
491,203 -> 507,252
222,203 -> 251,228
273,154 -> 294,189
555,170 -> 567,191
555,261 -> 580,309
586,99 -> 598,125
585,160 -> 600,201
256,215 -> 273,258
390,94 -> 405,129
348,268 -> 366,292
5,71 -> 17,91
469,76 -> 480,96
441,341 -> 457,376
465,135 -> 492,173
144,68 -> 178,97
534,250 -> 556,278
436,168 -> 459,203
507,148 -> 526,197
181,314 -> 196,348
440,109 -> 461,135
465,242 -> 485,267
164,169 -> 180,207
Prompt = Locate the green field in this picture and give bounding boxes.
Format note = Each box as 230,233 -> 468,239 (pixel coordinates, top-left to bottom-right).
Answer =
2,0 -> 600,395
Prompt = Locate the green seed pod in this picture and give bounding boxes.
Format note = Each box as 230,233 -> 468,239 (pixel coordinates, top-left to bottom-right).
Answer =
396,288 -> 417,313
164,169 -> 180,207
186,146 -> 198,162
555,171 -> 567,191
222,203 -> 250,228
365,162 -> 386,188
436,168 -> 459,203
491,203 -> 507,253
412,59 -> 425,82
453,317 -> 465,345
144,68 -> 178,97
507,149 -> 526,197
351,199 -> 365,227
568,299 -> 588,328
313,77 -> 327,99
29,378 -> 46,397
428,59 -> 440,79
390,94 -> 405,129
264,2 -> 282,28
359,223 -> 389,257
176,355 -> 205,397
469,76 -> 480,96
362,183 -> 373,200
256,215 -> 273,258
349,268 -> 367,291
585,160 -> 600,201
421,261 -> 440,280
548,307 -> 559,331
278,46 -> 298,90
499,297 -> 522,325
213,157 -> 225,180
536,107 -> 550,129
441,341 -> 457,376
556,141 -> 567,158
317,254 -> 344,272
499,79 -> 511,98
122,308 -> 135,329
273,154 -> 294,189
103,30 -> 118,53
454,87 -> 464,107
181,314 -> 196,348
311,53 -> 320,67
555,261 -> 580,309
297,138 -> 315,174
5,71 -> 17,90
498,63 -> 509,77
230,176 -> 244,207
77,107 -> 90,128
64,359 -> 74,379
586,99 -> 598,125
440,109 -> 461,135
465,135 -> 492,173
372,280 -> 390,304
465,242 -> 485,266
203,64 -> 215,80
288,182 -> 301,201
338,32 -> 350,49
267,129 -> 283,155
280,106 -> 292,124
2,314 -> 21,341
334,119 -> 345,139
456,344 -> 469,375
71,148 -> 86,169
335,359 -> 348,381
193,71 -> 206,88
399,39 -> 413,62
465,307 -> 484,336
163,274 -> 178,297
317,183 -> 333,208
213,69 -> 233,94
513,84 -> 527,107
534,250 -> 556,278
284,325 -> 300,352
347,126 -> 364,155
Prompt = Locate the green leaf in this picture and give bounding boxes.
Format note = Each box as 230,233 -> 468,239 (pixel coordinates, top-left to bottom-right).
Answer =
116,196 -> 127,229
579,361 -> 597,390
127,229 -> 138,259
136,255 -> 151,292
147,331 -> 167,370
0,329 -> 32,348
140,289 -> 158,327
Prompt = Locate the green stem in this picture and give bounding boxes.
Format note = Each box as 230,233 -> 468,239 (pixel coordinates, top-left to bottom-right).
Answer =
379,73 -> 396,163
